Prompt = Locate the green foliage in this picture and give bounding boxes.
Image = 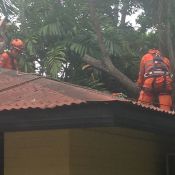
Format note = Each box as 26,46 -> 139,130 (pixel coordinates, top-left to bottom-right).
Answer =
18,53 -> 35,73
45,46 -> 66,78
1,0 -> 173,92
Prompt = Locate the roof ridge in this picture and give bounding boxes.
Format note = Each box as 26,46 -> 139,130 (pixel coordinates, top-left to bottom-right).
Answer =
0,69 -> 114,98
42,76 -> 115,98
2,70 -> 114,98
0,76 -> 41,93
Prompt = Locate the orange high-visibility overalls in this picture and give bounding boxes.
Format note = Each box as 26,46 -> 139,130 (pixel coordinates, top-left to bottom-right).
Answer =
0,51 -> 17,70
137,49 -> 173,111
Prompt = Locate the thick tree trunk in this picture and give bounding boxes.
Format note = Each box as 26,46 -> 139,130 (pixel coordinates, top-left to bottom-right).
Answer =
166,23 -> 175,72
113,3 -> 119,25
166,0 -> 175,104
86,0 -> 139,97
166,0 -> 175,72
120,0 -> 128,27
157,0 -> 164,53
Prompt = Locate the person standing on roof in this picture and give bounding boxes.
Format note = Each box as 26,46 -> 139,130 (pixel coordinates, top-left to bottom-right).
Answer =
137,49 -> 173,111
0,38 -> 24,70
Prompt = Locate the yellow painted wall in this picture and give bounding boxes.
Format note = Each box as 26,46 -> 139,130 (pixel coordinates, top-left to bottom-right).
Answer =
4,127 -> 175,175
70,128 -> 172,175
4,130 -> 70,175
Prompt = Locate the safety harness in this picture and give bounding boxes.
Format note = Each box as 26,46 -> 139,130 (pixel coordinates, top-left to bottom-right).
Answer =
143,54 -> 171,94
144,54 -> 169,77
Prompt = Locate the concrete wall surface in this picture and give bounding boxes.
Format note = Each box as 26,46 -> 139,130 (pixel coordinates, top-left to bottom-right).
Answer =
4,127 -> 174,175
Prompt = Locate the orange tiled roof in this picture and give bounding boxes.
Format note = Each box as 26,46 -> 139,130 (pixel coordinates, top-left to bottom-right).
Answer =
0,68 -> 174,115
0,69 -> 116,111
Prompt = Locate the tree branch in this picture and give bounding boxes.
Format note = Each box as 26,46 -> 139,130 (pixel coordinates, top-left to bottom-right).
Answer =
88,0 -> 109,63
83,54 -> 139,96
83,54 -> 106,71
87,0 -> 139,96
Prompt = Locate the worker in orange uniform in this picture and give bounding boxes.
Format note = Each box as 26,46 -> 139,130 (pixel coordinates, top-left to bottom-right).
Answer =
137,49 -> 173,111
0,38 -> 24,70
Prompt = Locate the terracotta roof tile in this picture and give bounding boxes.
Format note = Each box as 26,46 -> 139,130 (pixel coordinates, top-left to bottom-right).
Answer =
0,69 -> 116,111
0,69 -> 174,115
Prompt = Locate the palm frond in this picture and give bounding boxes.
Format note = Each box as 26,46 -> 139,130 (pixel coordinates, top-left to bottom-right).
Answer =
44,46 -> 66,78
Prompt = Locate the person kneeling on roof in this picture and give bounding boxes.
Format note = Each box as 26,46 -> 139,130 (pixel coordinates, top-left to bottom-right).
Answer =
137,49 -> 173,111
0,38 -> 24,71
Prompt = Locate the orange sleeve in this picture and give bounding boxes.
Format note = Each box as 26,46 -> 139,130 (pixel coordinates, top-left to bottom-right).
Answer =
0,52 -> 8,67
137,56 -> 145,87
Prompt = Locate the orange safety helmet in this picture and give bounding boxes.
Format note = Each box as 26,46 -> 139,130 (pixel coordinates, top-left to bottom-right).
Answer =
10,38 -> 24,51
148,48 -> 160,55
